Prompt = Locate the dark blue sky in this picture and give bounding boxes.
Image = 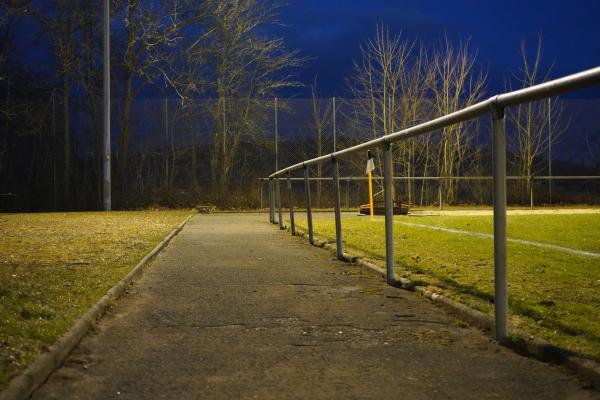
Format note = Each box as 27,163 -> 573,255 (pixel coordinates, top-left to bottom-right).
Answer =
13,0 -> 600,100
278,0 -> 600,97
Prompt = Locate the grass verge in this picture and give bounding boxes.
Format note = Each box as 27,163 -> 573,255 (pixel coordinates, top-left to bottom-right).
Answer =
0,210 -> 191,388
405,214 -> 600,252
295,213 -> 600,360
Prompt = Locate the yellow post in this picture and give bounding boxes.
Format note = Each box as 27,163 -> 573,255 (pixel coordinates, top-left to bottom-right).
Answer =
368,170 -> 374,221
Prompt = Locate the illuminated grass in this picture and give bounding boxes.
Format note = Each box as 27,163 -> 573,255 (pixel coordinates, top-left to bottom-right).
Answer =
0,210 -> 192,388
406,214 -> 600,252
295,214 -> 600,360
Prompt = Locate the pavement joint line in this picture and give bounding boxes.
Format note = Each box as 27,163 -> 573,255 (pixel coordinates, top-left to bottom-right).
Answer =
287,223 -> 600,389
0,214 -> 194,400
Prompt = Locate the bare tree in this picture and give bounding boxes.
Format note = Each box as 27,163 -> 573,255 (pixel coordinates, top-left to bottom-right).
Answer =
507,36 -> 566,201
0,1 -> 19,177
429,37 -> 486,204
348,25 -> 414,200
394,42 -> 435,204
308,79 -> 332,206
75,0 -> 103,204
113,0 -> 182,190
186,0 -> 303,200
31,0 -> 79,207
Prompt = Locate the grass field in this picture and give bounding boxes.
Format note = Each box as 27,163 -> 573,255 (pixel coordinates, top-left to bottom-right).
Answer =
0,210 -> 191,388
294,211 -> 600,360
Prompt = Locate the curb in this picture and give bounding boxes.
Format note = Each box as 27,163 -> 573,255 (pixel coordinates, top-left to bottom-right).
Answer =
0,214 -> 194,400
291,226 -> 600,388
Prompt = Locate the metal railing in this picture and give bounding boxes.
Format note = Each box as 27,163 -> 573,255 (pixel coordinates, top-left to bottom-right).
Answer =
259,175 -> 600,210
266,66 -> 600,341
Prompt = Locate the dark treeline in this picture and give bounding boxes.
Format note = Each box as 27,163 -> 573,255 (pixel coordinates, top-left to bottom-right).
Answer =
0,2 -> 598,212
0,0 -> 302,211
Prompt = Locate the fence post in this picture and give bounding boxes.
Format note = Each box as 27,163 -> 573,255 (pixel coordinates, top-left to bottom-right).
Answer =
288,171 -> 296,235
260,179 -> 263,212
346,179 -> 350,209
530,176 -> 534,210
492,105 -> 508,342
269,179 -> 275,224
548,97 -> 553,205
277,177 -> 284,230
275,97 -> 278,171
383,142 -> 395,285
333,97 -> 337,152
332,158 -> 344,259
304,166 -> 314,245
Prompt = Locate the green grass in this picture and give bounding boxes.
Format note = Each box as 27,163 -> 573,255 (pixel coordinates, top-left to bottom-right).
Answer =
295,213 -> 600,360
406,214 -> 600,252
0,210 -> 192,388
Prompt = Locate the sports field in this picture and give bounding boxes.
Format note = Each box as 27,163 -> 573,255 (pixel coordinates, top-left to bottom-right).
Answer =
294,209 -> 600,360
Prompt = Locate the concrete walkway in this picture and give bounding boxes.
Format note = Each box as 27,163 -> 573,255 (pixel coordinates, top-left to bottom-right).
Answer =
33,214 -> 596,399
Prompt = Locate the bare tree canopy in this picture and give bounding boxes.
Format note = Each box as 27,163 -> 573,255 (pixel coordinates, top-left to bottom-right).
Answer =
347,27 -> 486,205
0,6 -> 593,211
507,35 -> 568,201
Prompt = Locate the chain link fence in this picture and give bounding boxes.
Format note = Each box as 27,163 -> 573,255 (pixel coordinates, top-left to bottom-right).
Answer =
1,97 -> 599,211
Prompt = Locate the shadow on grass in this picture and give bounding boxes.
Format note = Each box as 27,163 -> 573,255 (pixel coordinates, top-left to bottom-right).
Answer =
326,237 -> 600,358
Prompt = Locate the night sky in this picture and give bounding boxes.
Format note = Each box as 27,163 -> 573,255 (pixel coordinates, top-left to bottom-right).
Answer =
13,1 -> 600,98
278,0 -> 600,97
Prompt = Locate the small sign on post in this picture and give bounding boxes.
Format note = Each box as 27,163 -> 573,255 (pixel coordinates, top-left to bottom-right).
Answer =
366,150 -> 375,221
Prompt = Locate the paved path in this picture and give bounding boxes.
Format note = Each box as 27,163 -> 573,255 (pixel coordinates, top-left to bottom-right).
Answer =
33,214 -> 596,399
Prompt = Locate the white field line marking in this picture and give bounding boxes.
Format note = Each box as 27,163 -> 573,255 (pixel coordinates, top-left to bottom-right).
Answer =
397,221 -> 600,259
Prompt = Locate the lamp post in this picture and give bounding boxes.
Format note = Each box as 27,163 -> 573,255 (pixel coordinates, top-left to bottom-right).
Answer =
103,0 -> 111,211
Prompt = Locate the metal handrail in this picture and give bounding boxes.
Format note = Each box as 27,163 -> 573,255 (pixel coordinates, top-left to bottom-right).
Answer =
269,66 -> 600,178
267,65 -> 600,342
261,176 -> 600,181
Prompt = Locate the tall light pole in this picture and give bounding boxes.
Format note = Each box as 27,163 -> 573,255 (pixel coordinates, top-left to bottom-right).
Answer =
548,98 -> 552,204
103,0 -> 111,210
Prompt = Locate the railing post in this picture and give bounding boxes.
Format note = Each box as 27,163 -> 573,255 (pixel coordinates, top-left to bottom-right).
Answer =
267,179 -> 272,223
270,179 -> 276,224
260,179 -> 264,212
383,142 -> 395,285
288,171 -> 296,235
438,181 -> 443,210
492,105 -> 508,342
346,178 -> 350,209
332,158 -> 344,259
277,176 -> 284,230
304,166 -> 314,245
530,175 -> 534,210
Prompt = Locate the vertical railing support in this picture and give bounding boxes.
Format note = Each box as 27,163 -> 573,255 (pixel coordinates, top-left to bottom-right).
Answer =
492,105 -> 508,342
260,179 -> 264,212
288,172 -> 296,235
530,176 -> 534,210
304,166 -> 314,245
438,181 -> 443,210
269,179 -> 275,224
346,179 -> 350,209
332,158 -> 344,259
277,177 -> 284,230
383,142 -> 395,285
